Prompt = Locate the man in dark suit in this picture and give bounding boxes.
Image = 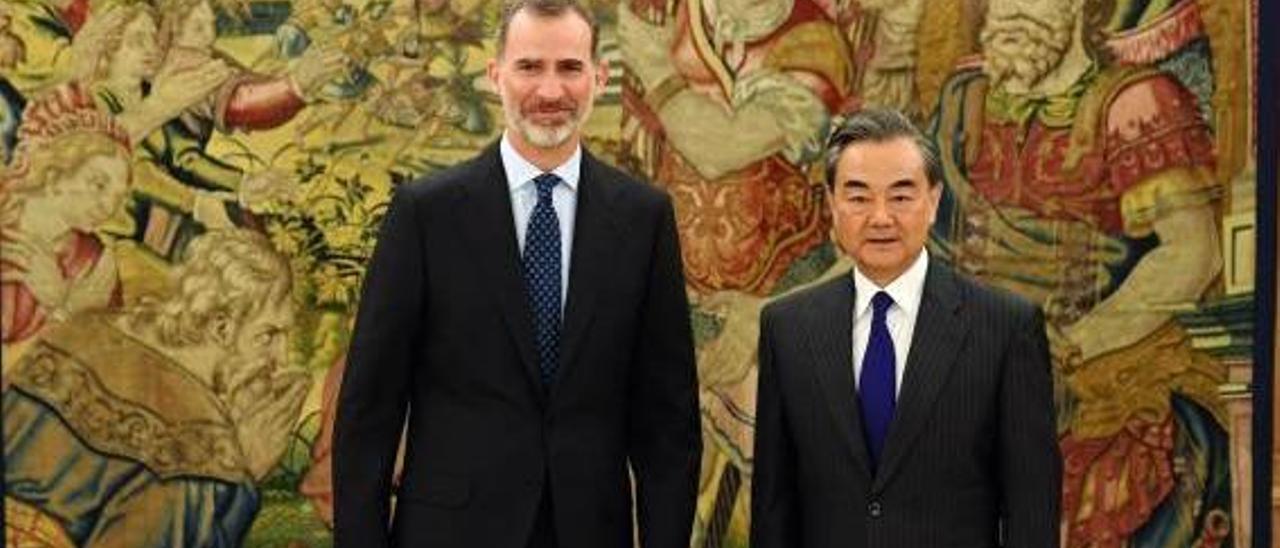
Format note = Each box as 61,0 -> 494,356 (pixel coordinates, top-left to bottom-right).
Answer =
750,108 -> 1061,547
332,1 -> 701,546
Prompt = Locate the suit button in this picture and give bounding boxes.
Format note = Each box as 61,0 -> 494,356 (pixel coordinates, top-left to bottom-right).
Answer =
868,501 -> 882,518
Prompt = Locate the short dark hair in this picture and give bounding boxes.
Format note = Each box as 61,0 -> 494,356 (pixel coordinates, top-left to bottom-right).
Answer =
823,108 -> 943,189
495,0 -> 600,60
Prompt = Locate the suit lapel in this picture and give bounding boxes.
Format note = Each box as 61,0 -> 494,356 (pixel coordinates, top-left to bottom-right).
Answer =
872,262 -> 968,491
804,274 -> 873,475
453,144 -> 544,405
550,152 -> 618,399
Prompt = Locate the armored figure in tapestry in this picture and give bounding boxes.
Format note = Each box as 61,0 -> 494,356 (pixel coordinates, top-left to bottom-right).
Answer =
618,0 -> 880,540
930,0 -> 1239,545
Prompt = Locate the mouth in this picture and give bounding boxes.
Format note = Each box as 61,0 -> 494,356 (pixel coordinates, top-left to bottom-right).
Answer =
525,110 -> 574,125
864,237 -> 899,246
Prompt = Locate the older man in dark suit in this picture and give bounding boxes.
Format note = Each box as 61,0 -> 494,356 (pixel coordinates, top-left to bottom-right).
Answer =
750,108 -> 1061,547
332,1 -> 701,546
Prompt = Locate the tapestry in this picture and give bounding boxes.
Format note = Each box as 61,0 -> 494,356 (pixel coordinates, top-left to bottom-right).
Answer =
0,0 -> 1259,546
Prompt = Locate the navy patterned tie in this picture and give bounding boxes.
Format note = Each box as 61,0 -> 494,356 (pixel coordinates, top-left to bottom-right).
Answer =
860,291 -> 896,469
522,173 -> 562,387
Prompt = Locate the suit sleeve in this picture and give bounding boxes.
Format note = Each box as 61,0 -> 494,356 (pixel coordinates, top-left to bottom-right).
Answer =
333,185 -> 423,548
749,305 -> 800,548
1000,305 -> 1062,547
629,194 -> 702,548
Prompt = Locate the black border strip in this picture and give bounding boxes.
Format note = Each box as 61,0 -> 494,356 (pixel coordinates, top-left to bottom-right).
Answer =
1253,0 -> 1276,544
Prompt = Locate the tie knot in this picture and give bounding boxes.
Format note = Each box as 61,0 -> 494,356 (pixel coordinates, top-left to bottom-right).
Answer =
871,291 -> 894,316
533,173 -> 560,200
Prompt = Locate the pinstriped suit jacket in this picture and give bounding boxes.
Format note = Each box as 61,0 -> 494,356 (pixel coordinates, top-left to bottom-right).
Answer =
750,261 -> 1061,548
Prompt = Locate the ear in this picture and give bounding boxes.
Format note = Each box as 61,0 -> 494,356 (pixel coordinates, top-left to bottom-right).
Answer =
927,183 -> 943,225
827,187 -> 846,252
595,57 -> 610,90
486,57 -> 500,90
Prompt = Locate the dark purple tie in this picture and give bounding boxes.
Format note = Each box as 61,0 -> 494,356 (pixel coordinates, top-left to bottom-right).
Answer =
860,291 -> 896,469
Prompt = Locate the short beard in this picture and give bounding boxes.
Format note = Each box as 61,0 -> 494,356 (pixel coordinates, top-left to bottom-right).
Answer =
506,100 -> 593,149
980,12 -> 1074,94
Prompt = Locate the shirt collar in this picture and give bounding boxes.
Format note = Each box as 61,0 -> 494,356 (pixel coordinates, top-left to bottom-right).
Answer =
500,131 -> 581,194
852,249 -> 929,319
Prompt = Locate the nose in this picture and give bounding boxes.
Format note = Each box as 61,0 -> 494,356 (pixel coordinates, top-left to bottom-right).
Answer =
867,196 -> 894,225
270,335 -> 290,366
534,77 -> 566,102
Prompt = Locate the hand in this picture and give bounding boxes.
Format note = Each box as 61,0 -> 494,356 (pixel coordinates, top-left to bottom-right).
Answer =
119,59 -> 236,142
2,236 -> 69,312
231,367 -> 311,480
289,46 -> 347,98
135,59 -> 236,125
238,169 -> 297,209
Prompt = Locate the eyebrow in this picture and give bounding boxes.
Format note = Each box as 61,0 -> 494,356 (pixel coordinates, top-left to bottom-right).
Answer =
889,179 -> 918,190
514,57 -> 589,64
839,179 -> 919,190
841,179 -> 869,190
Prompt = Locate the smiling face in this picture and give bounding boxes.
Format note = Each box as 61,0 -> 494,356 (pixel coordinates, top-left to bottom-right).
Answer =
486,8 -> 607,152
828,137 -> 941,286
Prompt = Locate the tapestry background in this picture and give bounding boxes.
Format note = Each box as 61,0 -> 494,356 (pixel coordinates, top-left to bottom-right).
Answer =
0,0 -> 1261,546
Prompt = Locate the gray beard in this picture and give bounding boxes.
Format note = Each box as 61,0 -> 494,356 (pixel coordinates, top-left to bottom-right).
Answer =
507,102 -> 593,149
980,21 -> 1072,94
518,120 -> 576,148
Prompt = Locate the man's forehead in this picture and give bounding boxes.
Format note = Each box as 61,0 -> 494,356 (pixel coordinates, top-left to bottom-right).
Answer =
838,153 -> 928,186
840,139 -> 924,167
507,46 -> 592,60
503,10 -> 594,55
250,300 -> 294,325
838,172 -> 929,188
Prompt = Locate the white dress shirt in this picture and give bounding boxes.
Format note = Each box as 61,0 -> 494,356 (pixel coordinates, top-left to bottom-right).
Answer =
501,132 -> 580,303
851,250 -> 930,396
